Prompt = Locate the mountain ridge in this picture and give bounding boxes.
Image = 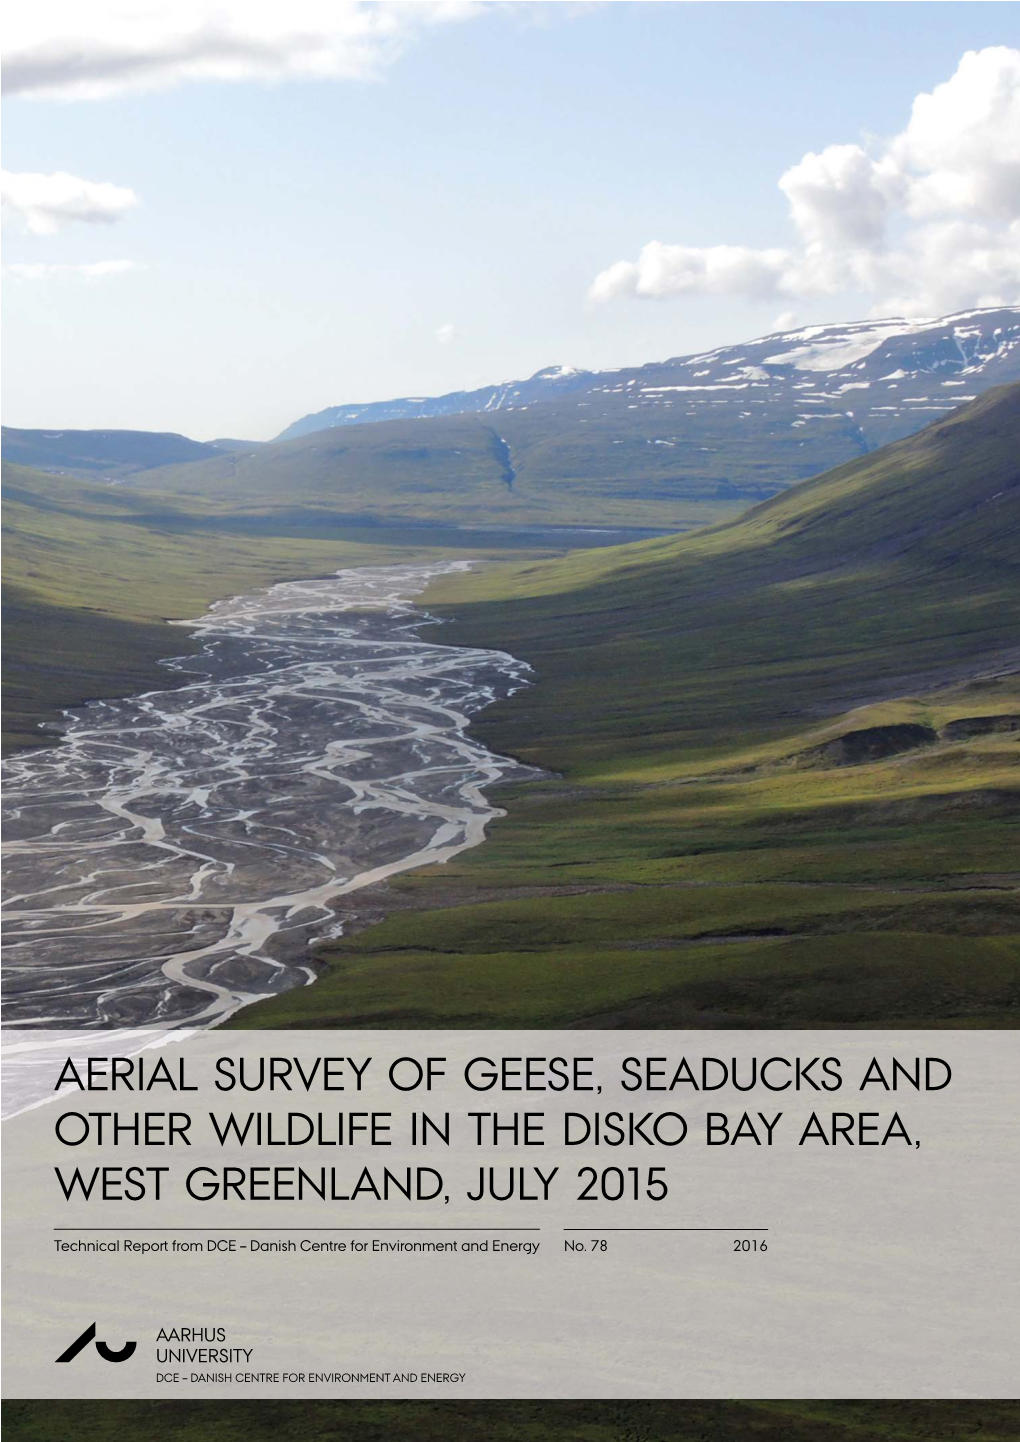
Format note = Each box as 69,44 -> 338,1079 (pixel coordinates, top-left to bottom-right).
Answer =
277,305 -> 1020,442
8,308 -> 1018,536
0,427 -> 259,481
129,308 -> 1020,536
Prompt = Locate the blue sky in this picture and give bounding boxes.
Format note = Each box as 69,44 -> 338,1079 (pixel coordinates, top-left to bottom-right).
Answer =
2,2 -> 1018,439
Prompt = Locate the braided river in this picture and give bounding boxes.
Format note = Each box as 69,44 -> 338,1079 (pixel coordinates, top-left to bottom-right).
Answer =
2,562 -> 530,1029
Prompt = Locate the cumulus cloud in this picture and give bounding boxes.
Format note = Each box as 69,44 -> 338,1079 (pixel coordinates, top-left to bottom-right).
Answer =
894,45 -> 1020,220
436,322 -> 458,345
1,169 -> 139,234
591,46 -> 1020,318
5,259 -> 143,279
589,243 -> 790,303
3,1 -> 482,101
778,144 -> 902,253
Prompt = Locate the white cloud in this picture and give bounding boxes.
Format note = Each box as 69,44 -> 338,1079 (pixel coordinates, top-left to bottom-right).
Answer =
589,243 -> 791,303
436,322 -> 458,345
3,1 -> 482,101
591,47 -> 1020,318
870,218 -> 1020,319
1,169 -> 139,234
894,45 -> 1020,221
778,144 -> 902,253
5,259 -> 143,279
771,310 -> 799,333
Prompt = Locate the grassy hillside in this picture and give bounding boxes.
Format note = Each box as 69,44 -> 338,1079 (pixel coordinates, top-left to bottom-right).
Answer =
5,1400 -> 1019,1442
239,386 -> 1020,1030
124,314 -> 1020,534
133,403 -> 841,532
1,462 -> 546,754
0,425 -> 229,479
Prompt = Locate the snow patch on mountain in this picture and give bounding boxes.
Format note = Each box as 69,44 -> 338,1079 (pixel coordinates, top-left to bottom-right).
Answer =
276,305 -> 1020,443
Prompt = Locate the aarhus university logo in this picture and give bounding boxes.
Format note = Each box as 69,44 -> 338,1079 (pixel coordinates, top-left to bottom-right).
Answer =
55,1322 -> 137,1364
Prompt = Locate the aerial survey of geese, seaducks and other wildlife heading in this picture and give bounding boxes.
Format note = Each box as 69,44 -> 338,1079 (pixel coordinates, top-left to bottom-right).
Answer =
3,8 -> 1020,1440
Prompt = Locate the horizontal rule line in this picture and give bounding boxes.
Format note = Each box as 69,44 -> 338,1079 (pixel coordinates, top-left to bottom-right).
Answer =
562,1228 -> 769,1232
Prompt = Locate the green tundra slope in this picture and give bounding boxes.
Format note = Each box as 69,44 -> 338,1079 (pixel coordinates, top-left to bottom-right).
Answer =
131,406 -> 801,533
1,462 -> 540,754
0,425 -> 229,479
239,385 -> 1020,1031
133,309 -> 1020,534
